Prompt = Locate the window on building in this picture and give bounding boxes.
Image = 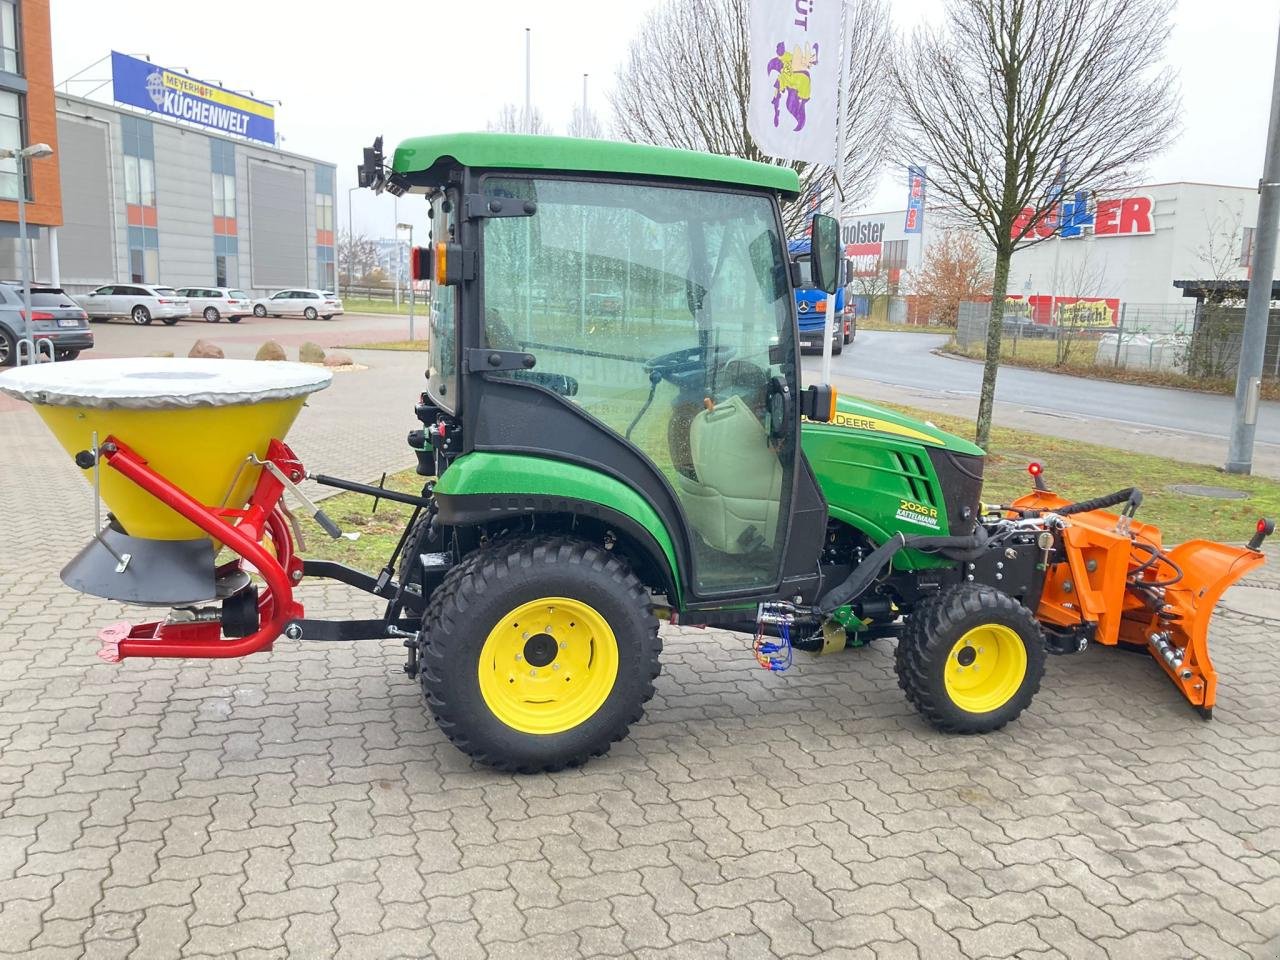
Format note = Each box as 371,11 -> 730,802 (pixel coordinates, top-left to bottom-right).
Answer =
315,166 -> 335,289
0,90 -> 25,201
882,239 -> 908,270
0,1 -> 19,74
317,244 -> 335,290
128,226 -> 159,284
215,234 -> 238,287
211,139 -> 236,218
121,116 -> 156,208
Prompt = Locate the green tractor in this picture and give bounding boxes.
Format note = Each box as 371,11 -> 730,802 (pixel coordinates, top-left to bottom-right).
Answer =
357,132 -> 1054,773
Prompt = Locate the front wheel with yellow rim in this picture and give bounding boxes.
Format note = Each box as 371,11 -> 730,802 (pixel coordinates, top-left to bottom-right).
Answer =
418,536 -> 661,773
895,584 -> 1045,734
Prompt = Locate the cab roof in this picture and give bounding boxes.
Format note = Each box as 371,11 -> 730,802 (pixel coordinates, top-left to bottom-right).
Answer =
391,133 -> 801,200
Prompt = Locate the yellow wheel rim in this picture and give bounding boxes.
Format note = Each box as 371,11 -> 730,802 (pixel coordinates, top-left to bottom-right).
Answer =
943,624 -> 1028,714
477,597 -> 619,735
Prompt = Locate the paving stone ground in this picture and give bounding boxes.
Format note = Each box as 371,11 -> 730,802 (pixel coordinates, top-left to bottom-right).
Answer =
1,328 -> 1278,958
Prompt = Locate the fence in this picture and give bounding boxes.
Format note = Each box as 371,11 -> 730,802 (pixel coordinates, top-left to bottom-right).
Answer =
338,280 -> 429,304
954,300 -> 1280,381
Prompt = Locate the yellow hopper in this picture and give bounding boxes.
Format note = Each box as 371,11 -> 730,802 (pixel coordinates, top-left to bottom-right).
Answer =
0,357 -> 331,540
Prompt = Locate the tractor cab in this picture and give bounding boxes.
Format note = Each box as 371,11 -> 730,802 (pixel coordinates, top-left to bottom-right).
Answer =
363,133 -> 840,608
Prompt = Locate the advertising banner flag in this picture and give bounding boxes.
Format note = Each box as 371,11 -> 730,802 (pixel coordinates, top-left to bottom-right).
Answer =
904,165 -> 926,234
110,52 -> 276,145
748,0 -> 841,164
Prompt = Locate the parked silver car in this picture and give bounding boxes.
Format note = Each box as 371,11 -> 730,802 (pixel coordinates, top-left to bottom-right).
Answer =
176,287 -> 252,323
252,288 -> 345,320
0,283 -> 92,365
75,284 -> 191,325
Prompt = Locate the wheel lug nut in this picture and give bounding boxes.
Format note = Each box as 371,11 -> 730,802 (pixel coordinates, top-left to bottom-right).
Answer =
516,654 -> 522,661
559,641 -> 567,649
552,663 -> 560,671
529,668 -> 537,677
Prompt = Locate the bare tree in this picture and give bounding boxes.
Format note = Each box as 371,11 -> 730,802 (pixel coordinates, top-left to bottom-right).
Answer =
568,103 -> 606,139
1184,202 -> 1251,378
338,231 -> 381,284
488,103 -> 554,135
610,0 -> 893,233
893,0 -> 1180,447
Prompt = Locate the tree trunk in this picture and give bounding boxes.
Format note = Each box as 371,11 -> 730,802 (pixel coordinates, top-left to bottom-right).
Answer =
975,246 -> 1012,449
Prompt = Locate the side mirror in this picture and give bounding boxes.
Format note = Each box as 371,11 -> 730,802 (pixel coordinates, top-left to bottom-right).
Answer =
810,213 -> 840,295
800,384 -> 837,422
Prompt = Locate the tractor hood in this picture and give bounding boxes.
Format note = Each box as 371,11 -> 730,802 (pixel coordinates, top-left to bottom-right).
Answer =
810,393 -> 985,456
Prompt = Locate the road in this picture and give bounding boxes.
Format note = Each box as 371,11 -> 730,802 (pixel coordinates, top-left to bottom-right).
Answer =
806,331 -> 1280,476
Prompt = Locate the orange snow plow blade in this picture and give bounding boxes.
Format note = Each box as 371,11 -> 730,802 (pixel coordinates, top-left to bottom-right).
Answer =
1010,489 -> 1268,717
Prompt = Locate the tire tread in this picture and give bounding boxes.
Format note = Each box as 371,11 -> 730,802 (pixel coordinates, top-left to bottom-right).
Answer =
418,536 -> 661,773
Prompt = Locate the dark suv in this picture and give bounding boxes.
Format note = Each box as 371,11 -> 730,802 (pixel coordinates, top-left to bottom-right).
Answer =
0,283 -> 93,365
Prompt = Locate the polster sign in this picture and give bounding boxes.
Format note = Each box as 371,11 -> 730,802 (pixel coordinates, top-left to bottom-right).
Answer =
843,220 -> 884,277
1011,193 -> 1155,241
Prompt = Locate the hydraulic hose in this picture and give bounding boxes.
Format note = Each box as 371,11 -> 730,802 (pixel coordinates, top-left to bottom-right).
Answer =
814,528 -> 993,614
1056,487 -> 1141,517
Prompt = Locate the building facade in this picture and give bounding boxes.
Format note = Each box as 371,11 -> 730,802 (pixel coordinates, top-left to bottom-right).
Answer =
0,0 -> 62,278
843,181 -> 1260,321
50,93 -> 337,294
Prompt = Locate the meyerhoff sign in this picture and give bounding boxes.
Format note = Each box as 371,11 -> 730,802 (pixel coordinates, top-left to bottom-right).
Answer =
110,52 -> 276,145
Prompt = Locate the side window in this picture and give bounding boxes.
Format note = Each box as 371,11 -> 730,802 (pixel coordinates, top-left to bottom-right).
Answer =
425,192 -> 458,412
95,286 -> 114,295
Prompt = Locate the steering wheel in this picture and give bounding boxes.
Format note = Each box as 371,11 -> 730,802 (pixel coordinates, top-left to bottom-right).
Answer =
644,344 -> 736,398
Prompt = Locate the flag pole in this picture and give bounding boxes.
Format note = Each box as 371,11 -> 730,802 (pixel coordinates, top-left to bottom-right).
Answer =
820,0 -> 851,385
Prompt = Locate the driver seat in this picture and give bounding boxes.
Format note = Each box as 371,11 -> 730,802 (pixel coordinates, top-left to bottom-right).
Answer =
676,395 -> 783,554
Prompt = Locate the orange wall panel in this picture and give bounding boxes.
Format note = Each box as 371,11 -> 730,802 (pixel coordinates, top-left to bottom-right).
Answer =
0,0 -> 61,227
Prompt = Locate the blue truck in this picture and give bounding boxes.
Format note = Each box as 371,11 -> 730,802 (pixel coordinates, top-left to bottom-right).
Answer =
788,238 -> 853,355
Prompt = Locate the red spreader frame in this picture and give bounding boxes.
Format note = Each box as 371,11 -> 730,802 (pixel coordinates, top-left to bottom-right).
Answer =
95,436 -> 305,662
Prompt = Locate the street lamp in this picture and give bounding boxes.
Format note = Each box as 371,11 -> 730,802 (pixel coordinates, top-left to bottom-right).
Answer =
396,221 -> 415,341
346,185 -> 359,294
0,142 -> 55,365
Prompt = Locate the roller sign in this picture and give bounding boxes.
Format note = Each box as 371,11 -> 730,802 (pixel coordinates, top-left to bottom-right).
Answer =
1012,192 -> 1155,241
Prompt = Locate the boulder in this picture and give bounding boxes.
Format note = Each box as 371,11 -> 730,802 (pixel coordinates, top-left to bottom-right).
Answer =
188,339 -> 224,359
148,351 -> 175,358
299,341 -> 326,363
255,340 -> 287,362
323,351 -> 354,368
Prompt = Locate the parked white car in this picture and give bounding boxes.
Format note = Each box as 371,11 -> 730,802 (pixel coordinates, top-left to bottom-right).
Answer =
252,289 -> 344,320
175,287 -> 253,323
75,284 -> 191,325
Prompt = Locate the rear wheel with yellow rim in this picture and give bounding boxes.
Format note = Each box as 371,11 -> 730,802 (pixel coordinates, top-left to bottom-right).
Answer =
418,536 -> 661,772
895,584 -> 1045,734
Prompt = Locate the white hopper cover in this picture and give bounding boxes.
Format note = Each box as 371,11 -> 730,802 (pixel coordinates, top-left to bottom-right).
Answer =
0,357 -> 332,410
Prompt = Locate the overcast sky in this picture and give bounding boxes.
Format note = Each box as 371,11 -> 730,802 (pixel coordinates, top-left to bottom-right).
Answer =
51,0 -> 1280,236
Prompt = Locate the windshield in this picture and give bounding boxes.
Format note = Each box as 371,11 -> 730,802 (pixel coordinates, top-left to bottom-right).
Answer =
482,175 -> 797,594
29,291 -> 75,307
230,290 -> 248,299
156,287 -> 179,297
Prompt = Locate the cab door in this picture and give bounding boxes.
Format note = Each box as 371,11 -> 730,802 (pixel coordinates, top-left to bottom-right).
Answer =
473,174 -> 815,600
